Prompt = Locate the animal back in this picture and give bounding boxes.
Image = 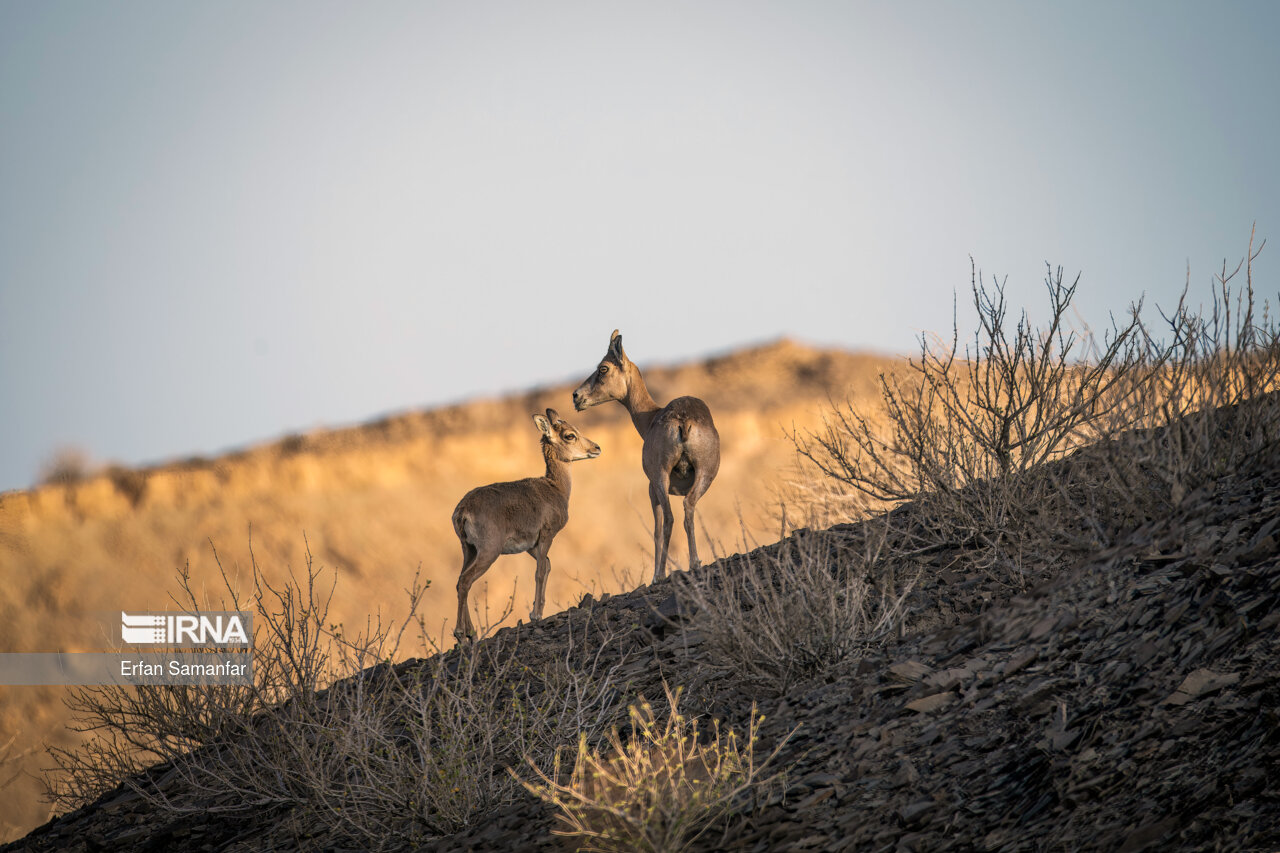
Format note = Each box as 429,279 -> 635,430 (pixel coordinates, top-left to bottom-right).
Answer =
654,396 -> 716,439
453,478 -> 568,552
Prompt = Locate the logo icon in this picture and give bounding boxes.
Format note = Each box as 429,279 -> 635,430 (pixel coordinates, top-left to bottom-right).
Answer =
120,612 -> 251,646
121,612 -> 167,644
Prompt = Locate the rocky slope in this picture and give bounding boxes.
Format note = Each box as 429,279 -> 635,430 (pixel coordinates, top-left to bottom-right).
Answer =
5,406 -> 1279,852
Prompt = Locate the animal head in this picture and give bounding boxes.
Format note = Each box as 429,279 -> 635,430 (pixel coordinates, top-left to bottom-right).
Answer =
533,408 -> 602,461
572,329 -> 631,411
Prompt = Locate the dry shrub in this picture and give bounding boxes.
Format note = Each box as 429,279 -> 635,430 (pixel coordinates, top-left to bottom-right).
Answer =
37,447 -> 95,486
521,685 -> 790,853
794,233 -> 1278,586
48,544 -> 628,849
678,524 -> 912,694
47,548 -> 351,810
1108,229 -> 1280,508
794,263 -> 1148,585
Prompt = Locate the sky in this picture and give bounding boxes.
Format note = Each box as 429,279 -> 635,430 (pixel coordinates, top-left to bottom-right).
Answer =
1,1 -> 1277,491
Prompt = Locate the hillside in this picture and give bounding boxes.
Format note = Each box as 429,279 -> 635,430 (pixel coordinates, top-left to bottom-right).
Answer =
5,396 -> 1279,851
0,339 -> 893,840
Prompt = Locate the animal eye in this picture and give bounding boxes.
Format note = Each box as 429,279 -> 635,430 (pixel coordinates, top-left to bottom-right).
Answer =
598,365 -> 608,375
565,433 -> 577,441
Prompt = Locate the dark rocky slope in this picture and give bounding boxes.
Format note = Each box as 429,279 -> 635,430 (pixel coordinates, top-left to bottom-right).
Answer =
7,430 -> 1279,852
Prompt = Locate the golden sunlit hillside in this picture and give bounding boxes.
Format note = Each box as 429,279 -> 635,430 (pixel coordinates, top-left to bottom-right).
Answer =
0,339 -> 894,840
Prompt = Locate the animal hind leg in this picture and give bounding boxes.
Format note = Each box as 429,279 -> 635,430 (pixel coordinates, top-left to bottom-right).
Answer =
455,543 -> 499,641
651,480 -> 675,583
682,467 -> 715,572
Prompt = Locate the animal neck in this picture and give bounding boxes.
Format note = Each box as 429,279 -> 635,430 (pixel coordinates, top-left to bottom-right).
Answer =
543,444 -> 572,497
620,365 -> 661,438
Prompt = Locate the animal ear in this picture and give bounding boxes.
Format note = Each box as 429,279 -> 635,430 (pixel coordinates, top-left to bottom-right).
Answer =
532,413 -> 553,436
608,329 -> 625,361
545,407 -> 561,425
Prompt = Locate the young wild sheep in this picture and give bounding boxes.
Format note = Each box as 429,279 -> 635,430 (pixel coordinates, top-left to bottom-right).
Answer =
451,408 -> 601,640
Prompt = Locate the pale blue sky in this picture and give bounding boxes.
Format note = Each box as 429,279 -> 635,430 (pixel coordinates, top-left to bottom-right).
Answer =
1,1 -> 1277,491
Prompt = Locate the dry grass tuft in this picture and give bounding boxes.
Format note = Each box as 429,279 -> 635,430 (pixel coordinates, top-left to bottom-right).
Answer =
521,684 -> 790,853
678,523 -> 913,694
